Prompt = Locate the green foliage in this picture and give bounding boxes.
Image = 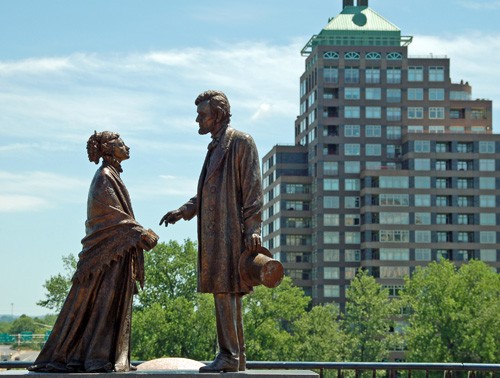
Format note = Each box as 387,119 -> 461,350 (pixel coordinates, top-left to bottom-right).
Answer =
341,269 -> 397,362
136,239 -> 198,308
131,295 -> 216,361
9,315 -> 37,334
131,240 -> 216,360
401,260 -> 500,363
243,277 -> 310,361
291,303 -> 344,362
36,254 -> 77,312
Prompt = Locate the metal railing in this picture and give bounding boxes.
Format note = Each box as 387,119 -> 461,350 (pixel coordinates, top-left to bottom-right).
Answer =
1,361 -> 499,377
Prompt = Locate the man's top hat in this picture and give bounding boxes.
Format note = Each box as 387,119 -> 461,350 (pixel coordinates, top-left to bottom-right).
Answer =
239,245 -> 284,288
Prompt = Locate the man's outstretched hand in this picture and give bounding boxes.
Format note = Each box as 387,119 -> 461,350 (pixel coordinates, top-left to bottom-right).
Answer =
159,208 -> 183,227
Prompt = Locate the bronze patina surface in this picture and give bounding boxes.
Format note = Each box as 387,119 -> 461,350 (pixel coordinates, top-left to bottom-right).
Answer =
29,131 -> 158,373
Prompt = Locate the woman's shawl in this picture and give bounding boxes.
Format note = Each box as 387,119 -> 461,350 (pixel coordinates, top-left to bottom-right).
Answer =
73,163 -> 144,286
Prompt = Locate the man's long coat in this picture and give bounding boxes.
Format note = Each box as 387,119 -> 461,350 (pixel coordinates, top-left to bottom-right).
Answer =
182,126 -> 263,294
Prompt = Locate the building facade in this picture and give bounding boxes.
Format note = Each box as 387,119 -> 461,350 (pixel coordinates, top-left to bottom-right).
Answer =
262,0 -> 499,308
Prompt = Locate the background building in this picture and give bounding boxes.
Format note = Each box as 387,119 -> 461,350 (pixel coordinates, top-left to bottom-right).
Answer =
262,0 -> 499,309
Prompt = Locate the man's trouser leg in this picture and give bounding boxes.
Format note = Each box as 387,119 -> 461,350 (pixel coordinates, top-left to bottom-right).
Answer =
236,294 -> 246,370
214,293 -> 239,365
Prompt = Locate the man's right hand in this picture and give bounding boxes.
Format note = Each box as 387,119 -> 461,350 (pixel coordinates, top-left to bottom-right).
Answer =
159,208 -> 183,227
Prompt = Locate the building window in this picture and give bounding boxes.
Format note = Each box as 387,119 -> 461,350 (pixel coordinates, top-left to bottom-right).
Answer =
323,162 -> 339,175
415,212 -> 431,225
366,125 -> 381,137
345,67 -> 360,83
387,89 -> 401,103
345,87 -> 361,100
387,126 -> 402,140
457,142 -> 473,153
379,230 -> 410,242
345,143 -> 361,156
345,249 -> 361,262
408,107 -> 424,119
480,177 -> 496,190
429,88 -> 445,101
345,161 -> 361,173
408,88 -> 424,101
366,144 -> 382,156
414,159 -> 431,170
415,194 -> 431,207
324,249 -> 340,262
387,67 -> 401,84
436,214 -> 451,224
429,125 -> 445,133
324,267 -> 340,280
414,140 -> 431,153
408,125 -> 424,133
429,107 -> 445,119
342,214 -> 359,227
415,249 -> 431,261
435,142 -> 450,152
408,66 -> 424,82
480,213 -> 496,226
366,52 -> 381,60
429,66 -> 445,82
324,213 -> 340,226
345,51 -> 360,60
324,231 -> 340,244
415,231 -> 431,243
344,196 -> 360,209
366,88 -> 382,100
344,124 -> 360,137
387,52 -> 403,60
380,266 -> 410,279
479,141 -> 495,153
435,160 -> 450,171
437,232 -> 452,242
457,196 -> 473,207
480,195 -> 496,207
324,285 -> 340,298
324,67 -> 339,83
387,107 -> 401,121
345,106 -> 360,118
323,51 -> 339,60
366,106 -> 382,119
324,178 -> 339,191
479,159 -> 495,171
480,232 -> 497,244
366,68 -> 381,83
436,195 -> 450,207
480,250 -> 497,262
414,177 -> 431,189
324,196 -> 340,209
345,232 -> 361,244
345,178 -> 360,190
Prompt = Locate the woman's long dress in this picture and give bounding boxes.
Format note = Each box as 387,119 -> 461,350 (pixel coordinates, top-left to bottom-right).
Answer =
29,163 -> 146,372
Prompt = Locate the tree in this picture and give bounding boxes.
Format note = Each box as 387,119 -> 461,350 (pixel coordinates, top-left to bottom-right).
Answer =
131,239 -> 217,361
341,269 -> 397,362
243,276 -> 310,361
9,315 -> 37,334
37,254 -> 77,312
401,260 -> 500,363
291,303 -> 344,362
136,239 -> 198,308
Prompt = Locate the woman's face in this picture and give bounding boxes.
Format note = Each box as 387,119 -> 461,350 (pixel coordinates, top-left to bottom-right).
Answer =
113,138 -> 130,162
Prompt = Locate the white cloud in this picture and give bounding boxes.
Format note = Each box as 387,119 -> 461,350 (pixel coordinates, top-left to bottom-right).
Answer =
0,195 -> 49,212
0,171 -> 87,213
251,103 -> 272,121
459,0 -> 500,10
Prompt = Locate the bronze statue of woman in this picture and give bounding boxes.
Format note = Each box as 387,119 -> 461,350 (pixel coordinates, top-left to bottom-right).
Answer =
29,131 -> 158,373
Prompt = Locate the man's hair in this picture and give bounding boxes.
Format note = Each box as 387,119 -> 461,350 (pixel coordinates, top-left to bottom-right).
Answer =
195,90 -> 231,124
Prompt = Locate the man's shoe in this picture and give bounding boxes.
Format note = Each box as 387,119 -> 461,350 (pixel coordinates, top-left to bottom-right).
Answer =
199,356 -> 239,373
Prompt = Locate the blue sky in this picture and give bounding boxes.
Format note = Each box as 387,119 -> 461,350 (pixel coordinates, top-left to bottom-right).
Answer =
1,0 -> 500,316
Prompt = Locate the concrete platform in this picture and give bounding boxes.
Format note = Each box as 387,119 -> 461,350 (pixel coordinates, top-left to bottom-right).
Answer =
0,370 -> 318,378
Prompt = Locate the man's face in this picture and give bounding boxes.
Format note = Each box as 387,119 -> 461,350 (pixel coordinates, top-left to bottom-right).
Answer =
196,100 -> 218,135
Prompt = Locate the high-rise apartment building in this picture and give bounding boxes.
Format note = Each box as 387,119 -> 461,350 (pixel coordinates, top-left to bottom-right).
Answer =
262,0 -> 499,308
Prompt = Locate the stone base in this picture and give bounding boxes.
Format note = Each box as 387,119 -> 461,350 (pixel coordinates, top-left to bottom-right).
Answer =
0,369 -> 318,377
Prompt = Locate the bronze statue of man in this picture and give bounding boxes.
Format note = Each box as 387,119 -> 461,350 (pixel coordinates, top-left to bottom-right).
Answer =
160,90 -> 263,373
